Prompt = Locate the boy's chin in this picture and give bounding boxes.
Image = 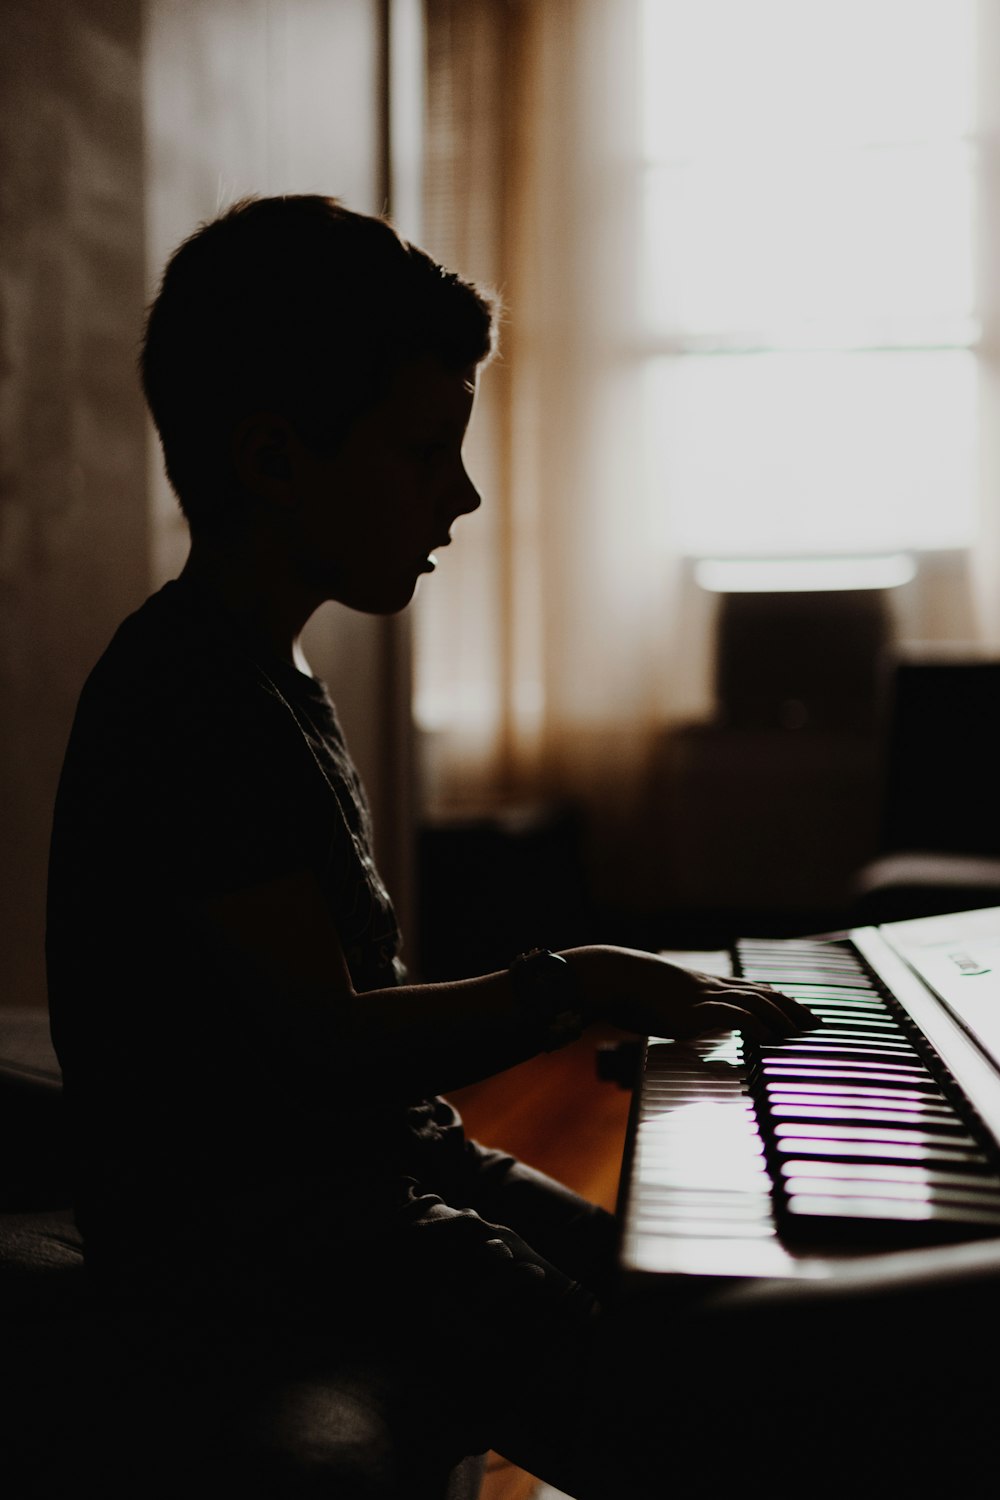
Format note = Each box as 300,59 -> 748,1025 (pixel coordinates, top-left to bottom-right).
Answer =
337,575 -> 421,616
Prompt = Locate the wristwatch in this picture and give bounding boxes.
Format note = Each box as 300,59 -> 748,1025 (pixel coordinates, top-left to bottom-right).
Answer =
508,948 -> 587,1051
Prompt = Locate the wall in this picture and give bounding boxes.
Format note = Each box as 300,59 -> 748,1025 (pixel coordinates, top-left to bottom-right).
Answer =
0,0 -> 149,1009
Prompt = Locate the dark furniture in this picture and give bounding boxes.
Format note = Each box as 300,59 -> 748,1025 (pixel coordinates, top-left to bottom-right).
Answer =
850,647 -> 1000,925
0,1007 -> 485,1499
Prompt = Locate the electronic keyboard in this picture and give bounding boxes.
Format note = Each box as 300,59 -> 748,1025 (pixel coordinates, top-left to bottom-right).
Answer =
617,906 -> 1000,1291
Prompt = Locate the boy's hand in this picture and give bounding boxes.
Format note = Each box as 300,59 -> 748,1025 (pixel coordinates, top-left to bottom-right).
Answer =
569,945 -> 821,1043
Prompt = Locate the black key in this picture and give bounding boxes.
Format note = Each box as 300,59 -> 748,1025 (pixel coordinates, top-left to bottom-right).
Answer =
768,1103 -> 969,1133
767,1086 -> 947,1110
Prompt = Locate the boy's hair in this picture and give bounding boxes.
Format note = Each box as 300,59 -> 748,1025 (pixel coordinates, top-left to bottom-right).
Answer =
140,195 -> 499,533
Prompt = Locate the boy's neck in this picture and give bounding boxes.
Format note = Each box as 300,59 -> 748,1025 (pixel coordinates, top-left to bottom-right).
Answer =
180,536 -> 318,674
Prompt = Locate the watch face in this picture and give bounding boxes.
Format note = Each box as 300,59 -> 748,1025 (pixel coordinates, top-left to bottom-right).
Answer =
511,950 -> 586,1049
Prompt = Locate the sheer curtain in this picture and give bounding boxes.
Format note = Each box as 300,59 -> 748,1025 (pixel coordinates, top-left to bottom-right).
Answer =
415,0 -> 1000,912
417,0 -> 692,904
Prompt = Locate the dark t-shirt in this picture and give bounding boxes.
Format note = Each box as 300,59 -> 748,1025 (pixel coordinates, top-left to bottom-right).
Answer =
46,577 -> 462,1295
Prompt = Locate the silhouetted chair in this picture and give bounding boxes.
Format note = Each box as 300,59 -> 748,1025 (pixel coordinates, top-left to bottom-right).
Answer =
849,647 -> 1000,925
0,1008 -> 485,1498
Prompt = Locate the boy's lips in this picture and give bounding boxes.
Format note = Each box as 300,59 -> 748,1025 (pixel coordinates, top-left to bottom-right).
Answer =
421,535 -> 452,570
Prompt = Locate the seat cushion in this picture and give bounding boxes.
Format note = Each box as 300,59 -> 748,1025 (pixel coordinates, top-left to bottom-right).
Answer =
0,1210 -> 87,1321
0,1008 -> 70,1210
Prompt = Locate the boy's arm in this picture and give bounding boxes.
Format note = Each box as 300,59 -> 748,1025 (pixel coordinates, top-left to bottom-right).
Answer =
202,868 -> 818,1108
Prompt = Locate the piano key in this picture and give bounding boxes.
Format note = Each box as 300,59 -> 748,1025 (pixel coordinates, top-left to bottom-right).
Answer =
802,1038 -> 915,1053
757,982 -> 875,997
745,974 -> 871,988
764,981 -> 884,997
761,1074 -> 941,1094
803,996 -> 893,1009
742,953 -> 862,963
801,1008 -> 896,1023
808,1021 -> 902,1036
807,1004 -> 900,1018
768,1103 -> 970,1132
805,1021 -> 901,1035
781,1176 -> 1000,1209
766,1094 -> 958,1121
770,1103 -> 959,1125
755,1068 -> 934,1091
808,1023 -> 909,1037
782,1194 -> 1000,1231
740,951 -> 869,967
757,1045 -> 920,1065
758,1039 -> 919,1056
635,1163 -> 769,1193
756,1059 -> 931,1078
741,969 -> 871,985
634,1189 -> 774,1216
643,1062 -> 743,1078
738,940 -> 857,954
763,1083 -> 947,1103
741,969 -> 874,987
643,1096 -> 749,1111
748,969 -> 869,980
761,1080 -> 953,1104
632,1216 -> 777,1240
644,1084 -> 748,1098
765,1029 -> 910,1044
771,1136 -> 989,1165
642,1079 -> 745,1093
778,1158 -> 1000,1190
761,964 -> 876,976
756,1073 -> 941,1095
772,1121 -> 978,1147
797,1002 -> 893,1014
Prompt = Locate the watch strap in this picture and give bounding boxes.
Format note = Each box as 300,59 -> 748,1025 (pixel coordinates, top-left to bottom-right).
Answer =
508,948 -> 587,1052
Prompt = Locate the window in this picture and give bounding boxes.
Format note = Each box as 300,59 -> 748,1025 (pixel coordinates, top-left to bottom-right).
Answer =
640,0 -> 979,558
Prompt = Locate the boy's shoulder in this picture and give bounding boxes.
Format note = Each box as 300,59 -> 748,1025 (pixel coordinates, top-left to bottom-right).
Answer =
92,577 -> 224,673
75,579 -> 290,751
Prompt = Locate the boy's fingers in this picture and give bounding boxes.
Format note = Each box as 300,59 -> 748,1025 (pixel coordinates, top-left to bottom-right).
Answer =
702,981 -> 820,1036
753,981 -> 823,1029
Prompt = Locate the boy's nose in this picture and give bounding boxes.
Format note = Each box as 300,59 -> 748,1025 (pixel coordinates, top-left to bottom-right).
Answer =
452,466 -> 481,518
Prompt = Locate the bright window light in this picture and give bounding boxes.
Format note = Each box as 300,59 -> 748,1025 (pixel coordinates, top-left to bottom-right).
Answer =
640,0 -> 979,561
642,0 -> 976,157
642,145 -> 976,348
646,349 -> 978,557
694,555 -> 917,594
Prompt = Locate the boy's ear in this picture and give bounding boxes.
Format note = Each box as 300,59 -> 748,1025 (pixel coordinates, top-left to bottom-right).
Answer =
232,412 -> 295,502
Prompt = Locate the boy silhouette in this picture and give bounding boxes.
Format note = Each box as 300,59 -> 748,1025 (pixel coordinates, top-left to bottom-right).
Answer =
46,195 -> 814,1497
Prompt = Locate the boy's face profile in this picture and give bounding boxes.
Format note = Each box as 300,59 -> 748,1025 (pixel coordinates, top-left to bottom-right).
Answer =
274,354 -> 482,615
